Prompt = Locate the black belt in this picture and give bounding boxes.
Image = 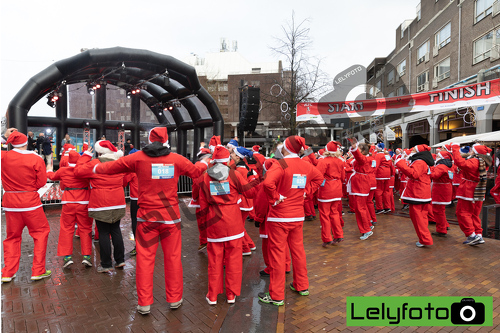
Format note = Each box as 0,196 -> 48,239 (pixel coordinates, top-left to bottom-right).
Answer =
65,187 -> 89,191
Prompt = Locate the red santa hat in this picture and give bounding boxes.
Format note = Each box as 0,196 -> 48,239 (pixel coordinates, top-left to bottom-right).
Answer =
404,148 -> 412,156
369,145 -> 378,155
148,127 -> 170,147
437,151 -> 452,160
263,158 -> 278,172
6,131 -> 28,148
283,136 -> 306,155
472,143 -> 492,155
443,144 -> 452,153
209,135 -> 222,151
68,150 -> 80,166
325,141 -> 341,153
431,153 -> 437,160
395,148 -> 403,155
197,147 -> 211,157
252,145 -> 260,153
82,142 -> 89,151
63,144 -> 76,155
211,146 -> 230,164
414,144 -> 431,152
318,149 -> 325,157
95,140 -> 118,154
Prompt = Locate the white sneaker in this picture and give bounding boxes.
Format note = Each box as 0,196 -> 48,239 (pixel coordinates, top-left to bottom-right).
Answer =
137,304 -> 150,315
242,252 -> 252,256
227,296 -> 236,304
206,296 -> 217,305
1,274 -> 16,283
170,299 -> 183,309
360,231 -> 373,240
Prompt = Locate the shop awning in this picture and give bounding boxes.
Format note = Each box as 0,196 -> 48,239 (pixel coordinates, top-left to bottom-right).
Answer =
432,130 -> 500,147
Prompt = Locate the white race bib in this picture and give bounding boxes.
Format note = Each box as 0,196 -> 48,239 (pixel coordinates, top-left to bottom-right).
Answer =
371,160 -> 376,168
292,174 -> 307,189
210,181 -> 230,196
151,164 -> 174,179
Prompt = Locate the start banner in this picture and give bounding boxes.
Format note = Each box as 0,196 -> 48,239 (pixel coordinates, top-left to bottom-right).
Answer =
297,78 -> 500,121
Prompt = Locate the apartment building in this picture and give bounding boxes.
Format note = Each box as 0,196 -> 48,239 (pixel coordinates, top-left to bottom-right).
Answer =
350,0 -> 500,149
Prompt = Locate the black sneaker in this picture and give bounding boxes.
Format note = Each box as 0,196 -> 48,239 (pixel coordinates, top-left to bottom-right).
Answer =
347,210 -> 356,214
375,209 -> 385,214
258,292 -> 284,306
383,209 -> 391,214
259,270 -> 270,277
432,232 -> 447,237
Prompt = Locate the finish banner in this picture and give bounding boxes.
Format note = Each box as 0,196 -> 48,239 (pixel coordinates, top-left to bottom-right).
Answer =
297,78 -> 500,121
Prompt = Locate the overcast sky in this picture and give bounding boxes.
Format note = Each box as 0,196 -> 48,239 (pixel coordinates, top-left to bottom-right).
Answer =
0,0 -> 417,117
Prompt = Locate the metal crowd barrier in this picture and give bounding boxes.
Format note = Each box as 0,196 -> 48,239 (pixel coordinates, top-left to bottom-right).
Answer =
481,204 -> 500,240
38,177 -> 193,206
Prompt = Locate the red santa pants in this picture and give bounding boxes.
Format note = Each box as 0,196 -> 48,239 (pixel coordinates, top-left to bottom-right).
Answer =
195,208 -> 207,246
2,208 -> 50,277
348,195 -> 356,212
409,204 -> 433,245
318,200 -> 343,241
240,211 -> 255,253
136,221 -> 183,306
433,204 -> 449,234
267,222 -> 308,301
490,176 -> 500,204
367,190 -> 377,223
456,199 -> 483,236
58,204 -> 93,256
353,195 -> 371,233
304,196 -> 315,217
375,180 -> 390,210
260,223 -> 291,273
207,238 -> 243,301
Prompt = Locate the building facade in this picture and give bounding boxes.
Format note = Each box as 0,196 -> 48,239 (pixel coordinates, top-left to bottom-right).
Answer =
347,0 -> 500,149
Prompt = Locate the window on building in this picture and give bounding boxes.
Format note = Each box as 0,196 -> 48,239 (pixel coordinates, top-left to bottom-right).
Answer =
251,68 -> 261,74
250,81 -> 260,87
375,80 -> 381,91
417,71 -> 429,92
435,57 -> 451,81
218,95 -> 229,106
473,29 -> 498,64
435,22 -> 451,49
397,85 -> 407,96
387,91 -> 395,97
417,41 -> 429,64
417,2 -> 421,21
207,81 -> 217,92
387,70 -> 395,85
220,82 -> 228,91
475,0 -> 494,23
397,59 -> 406,77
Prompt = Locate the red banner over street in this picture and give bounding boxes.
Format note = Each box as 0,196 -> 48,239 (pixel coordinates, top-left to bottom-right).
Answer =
297,78 -> 500,121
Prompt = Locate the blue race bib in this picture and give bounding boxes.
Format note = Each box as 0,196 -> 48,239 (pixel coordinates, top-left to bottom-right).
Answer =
210,181 -> 230,196
371,160 -> 376,168
448,170 -> 454,180
151,164 -> 174,179
292,174 -> 307,189
320,179 -> 326,187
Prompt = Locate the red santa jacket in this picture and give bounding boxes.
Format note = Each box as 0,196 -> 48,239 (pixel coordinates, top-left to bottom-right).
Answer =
316,156 -> 345,202
94,149 -> 204,223
452,148 -> 488,201
396,158 -> 432,204
74,151 -> 126,212
375,152 -> 392,180
1,149 -> 46,211
48,166 -> 90,205
235,163 -> 254,211
123,172 -> 138,200
451,164 -> 462,186
253,152 -> 266,178
196,164 -> 258,242
188,160 -> 209,208
264,156 -> 323,222
430,163 -> 453,205
367,155 -> 377,190
347,146 -> 372,196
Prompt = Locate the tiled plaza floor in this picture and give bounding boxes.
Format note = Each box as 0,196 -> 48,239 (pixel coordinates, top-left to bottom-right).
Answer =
2,196 -> 499,332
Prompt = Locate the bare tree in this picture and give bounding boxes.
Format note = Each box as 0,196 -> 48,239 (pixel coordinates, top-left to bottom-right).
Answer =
266,11 -> 331,136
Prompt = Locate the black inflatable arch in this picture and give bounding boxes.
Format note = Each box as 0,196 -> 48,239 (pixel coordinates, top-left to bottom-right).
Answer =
7,47 -> 224,158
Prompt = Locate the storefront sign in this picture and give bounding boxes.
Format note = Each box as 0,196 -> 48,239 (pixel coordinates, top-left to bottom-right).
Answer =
385,126 -> 396,141
297,78 -> 500,121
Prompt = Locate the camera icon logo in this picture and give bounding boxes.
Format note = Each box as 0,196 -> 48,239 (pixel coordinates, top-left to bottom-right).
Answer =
450,298 -> 485,325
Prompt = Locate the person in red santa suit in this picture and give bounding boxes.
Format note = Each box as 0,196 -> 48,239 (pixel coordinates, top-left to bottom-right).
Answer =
317,141 -> 345,246
195,146 -> 259,304
254,159 -> 291,277
347,138 -> 375,240
451,143 -> 492,245
302,146 -> 318,221
395,144 -> 434,247
398,149 -> 412,211
344,152 -> 356,214
252,145 -> 266,179
47,150 -> 93,268
366,145 -> 378,226
122,148 -> 140,256
94,127 -> 207,314
189,147 -> 212,251
258,136 -> 323,306
231,146 -> 258,255
1,129 -> 52,282
74,140 -> 126,271
429,150 -> 454,237
388,159 -> 396,212
59,143 -> 76,168
374,143 -> 393,214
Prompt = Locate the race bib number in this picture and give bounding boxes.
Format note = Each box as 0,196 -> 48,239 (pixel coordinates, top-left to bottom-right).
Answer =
448,170 -> 454,180
292,174 -> 307,189
210,181 -> 230,196
151,164 -> 175,179
320,179 -> 326,187
385,155 -> 391,161
371,160 -> 376,168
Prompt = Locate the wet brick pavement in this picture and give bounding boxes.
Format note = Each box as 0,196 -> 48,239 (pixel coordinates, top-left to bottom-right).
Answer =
2,196 -> 500,332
